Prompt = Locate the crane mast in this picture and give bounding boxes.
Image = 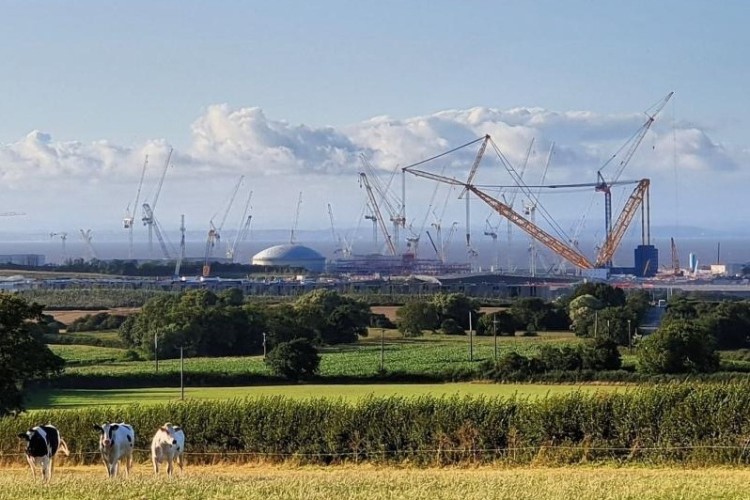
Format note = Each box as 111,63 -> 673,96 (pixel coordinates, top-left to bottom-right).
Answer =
595,92 -> 673,264
175,214 -> 185,278
227,189 -> 253,262
142,147 -> 173,257
124,155 -> 148,259
203,176 -> 244,277
359,173 -> 396,256
594,179 -> 650,267
290,191 -> 303,245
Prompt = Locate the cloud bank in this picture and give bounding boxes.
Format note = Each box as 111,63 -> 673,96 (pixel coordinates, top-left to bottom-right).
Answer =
0,102 -> 744,233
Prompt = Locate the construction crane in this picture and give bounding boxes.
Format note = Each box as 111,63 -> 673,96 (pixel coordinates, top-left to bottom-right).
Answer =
359,173 -> 396,256
123,155 -> 148,259
142,147 -> 173,257
360,155 -> 406,252
403,166 -> 595,270
458,135 -> 491,262
523,142 -> 554,277
595,92 -> 673,265
49,232 -> 68,262
670,237 -> 682,276
142,203 -> 174,260
327,203 -> 351,256
79,229 -> 98,260
594,179 -> 651,267
364,211 -> 378,245
483,218 -> 499,271
289,191 -> 303,245
175,214 -> 186,278
227,190 -> 253,263
202,176 -> 244,277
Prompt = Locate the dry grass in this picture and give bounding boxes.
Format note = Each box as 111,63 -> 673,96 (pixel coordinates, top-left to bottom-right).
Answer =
0,464 -> 748,499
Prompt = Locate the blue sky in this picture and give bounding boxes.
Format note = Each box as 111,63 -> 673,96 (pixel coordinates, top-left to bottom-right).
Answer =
0,1 -> 747,258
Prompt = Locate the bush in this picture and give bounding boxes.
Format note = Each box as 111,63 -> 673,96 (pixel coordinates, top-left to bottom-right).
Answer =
440,318 -> 464,335
581,338 -> 622,370
637,320 -> 719,374
264,339 -> 321,381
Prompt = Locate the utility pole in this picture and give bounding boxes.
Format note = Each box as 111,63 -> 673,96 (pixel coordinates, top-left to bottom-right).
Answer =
262,332 -> 267,359
380,328 -> 385,372
493,314 -> 498,361
469,312 -> 474,362
627,319 -> 632,350
594,311 -> 599,339
154,332 -> 159,373
180,345 -> 184,400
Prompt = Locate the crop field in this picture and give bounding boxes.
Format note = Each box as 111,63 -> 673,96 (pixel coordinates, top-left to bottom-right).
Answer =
25,383 -> 618,409
0,465 -> 748,499
56,332 -> 581,379
48,344 -> 128,364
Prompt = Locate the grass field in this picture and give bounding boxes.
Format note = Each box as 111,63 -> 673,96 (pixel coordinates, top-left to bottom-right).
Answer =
25,383 -> 620,409
55,331 -> 581,379
48,344 -> 127,364
0,465 -> 748,499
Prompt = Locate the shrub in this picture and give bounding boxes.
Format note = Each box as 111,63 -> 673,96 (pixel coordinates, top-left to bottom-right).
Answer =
441,318 -> 464,335
264,339 -> 321,380
637,320 -> 719,374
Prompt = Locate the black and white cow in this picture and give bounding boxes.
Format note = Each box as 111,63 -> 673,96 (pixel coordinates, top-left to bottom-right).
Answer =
17,424 -> 70,482
93,422 -> 135,478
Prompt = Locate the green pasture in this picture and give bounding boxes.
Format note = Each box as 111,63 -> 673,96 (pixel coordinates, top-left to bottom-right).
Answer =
25,383 -> 620,409
54,331 -> 581,378
48,344 -> 127,364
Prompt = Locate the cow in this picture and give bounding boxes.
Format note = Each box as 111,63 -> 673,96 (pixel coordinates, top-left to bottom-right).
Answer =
17,424 -> 70,482
150,423 -> 185,476
93,422 -> 135,478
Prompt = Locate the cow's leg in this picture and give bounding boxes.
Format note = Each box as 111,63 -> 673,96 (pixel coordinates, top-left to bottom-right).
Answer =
126,453 -> 133,478
166,456 -> 173,477
152,453 -> 159,475
176,453 -> 184,474
111,461 -> 118,478
25,455 -> 36,480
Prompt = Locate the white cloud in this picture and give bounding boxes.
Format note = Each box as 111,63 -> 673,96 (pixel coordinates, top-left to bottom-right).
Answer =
0,103 -> 742,235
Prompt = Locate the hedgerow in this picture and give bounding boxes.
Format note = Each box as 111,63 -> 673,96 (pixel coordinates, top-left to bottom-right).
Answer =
6,384 -> 750,466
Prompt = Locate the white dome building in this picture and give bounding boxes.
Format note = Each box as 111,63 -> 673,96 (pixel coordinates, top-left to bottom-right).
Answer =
251,244 -> 326,272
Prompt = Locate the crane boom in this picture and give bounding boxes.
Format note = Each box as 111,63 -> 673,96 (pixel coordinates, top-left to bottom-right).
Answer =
459,134 -> 490,198
404,166 -> 594,269
142,203 -> 173,259
290,192 -> 303,244
227,190 -> 253,262
359,173 -> 397,256
594,179 -> 650,267
150,147 -> 173,214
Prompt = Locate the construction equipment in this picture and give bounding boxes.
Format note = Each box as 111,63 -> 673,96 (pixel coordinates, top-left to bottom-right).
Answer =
142,147 -> 173,257
175,214 -> 186,278
123,155 -> 148,259
202,176 -> 244,278
483,218 -> 499,271
359,173 -> 396,256
523,142 -> 554,277
227,190 -> 253,263
364,212 -> 378,244
594,179 -> 650,267
595,92 -> 673,265
289,191 -> 303,245
670,237 -> 682,276
360,155 -> 406,252
50,232 -> 68,262
79,229 -> 98,260
327,203 -> 351,256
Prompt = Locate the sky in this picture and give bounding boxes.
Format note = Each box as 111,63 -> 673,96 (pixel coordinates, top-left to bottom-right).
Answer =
0,1 -> 748,259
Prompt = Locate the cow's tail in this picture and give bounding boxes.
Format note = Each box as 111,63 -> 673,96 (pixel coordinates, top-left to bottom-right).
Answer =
58,439 -> 70,457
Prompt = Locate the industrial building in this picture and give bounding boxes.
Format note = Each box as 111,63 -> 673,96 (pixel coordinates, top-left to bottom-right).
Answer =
252,244 -> 326,272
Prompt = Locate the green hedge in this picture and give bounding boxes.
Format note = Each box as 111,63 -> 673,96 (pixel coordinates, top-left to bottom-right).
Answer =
6,384 -> 750,466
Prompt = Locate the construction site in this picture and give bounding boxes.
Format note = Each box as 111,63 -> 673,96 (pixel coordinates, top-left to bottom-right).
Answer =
18,90 -> 744,286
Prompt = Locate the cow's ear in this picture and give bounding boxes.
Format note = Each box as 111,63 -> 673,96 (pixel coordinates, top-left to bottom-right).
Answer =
111,424 -> 120,432
160,426 -> 167,432
173,426 -> 181,431
93,424 -> 103,432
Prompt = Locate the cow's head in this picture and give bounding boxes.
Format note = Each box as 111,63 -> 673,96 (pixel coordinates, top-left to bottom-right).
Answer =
93,423 -> 119,447
17,429 -> 33,441
160,423 -> 179,446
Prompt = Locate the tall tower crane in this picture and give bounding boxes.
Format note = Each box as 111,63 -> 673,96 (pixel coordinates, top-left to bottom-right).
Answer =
79,229 -> 98,260
142,147 -> 173,257
175,214 -> 186,278
360,155 -> 405,253
523,142 -> 554,277
227,189 -> 253,263
359,173 -> 396,256
289,191 -> 303,245
50,232 -> 68,262
595,92 -> 673,265
123,155 -> 148,259
202,176 -> 244,278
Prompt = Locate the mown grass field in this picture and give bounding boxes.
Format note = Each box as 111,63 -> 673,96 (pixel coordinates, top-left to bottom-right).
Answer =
25,383 -> 620,409
1,465 -> 748,500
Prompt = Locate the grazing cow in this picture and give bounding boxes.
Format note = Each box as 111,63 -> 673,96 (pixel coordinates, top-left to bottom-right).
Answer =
151,423 -> 185,476
17,424 -> 70,482
93,422 -> 135,478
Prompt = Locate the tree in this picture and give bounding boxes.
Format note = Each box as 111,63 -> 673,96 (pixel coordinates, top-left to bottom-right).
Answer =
0,294 -> 65,416
477,311 -> 518,336
567,282 -> 626,308
396,301 -> 440,337
637,320 -> 719,374
294,290 -> 371,344
264,339 -> 320,380
430,293 -> 479,330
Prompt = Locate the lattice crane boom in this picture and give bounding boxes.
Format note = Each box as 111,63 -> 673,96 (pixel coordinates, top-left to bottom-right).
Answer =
359,173 -> 397,256
594,179 -> 650,267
